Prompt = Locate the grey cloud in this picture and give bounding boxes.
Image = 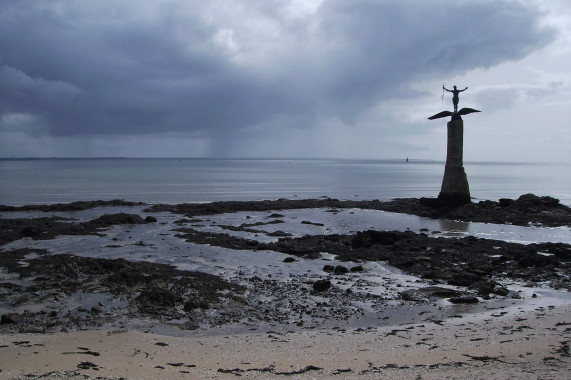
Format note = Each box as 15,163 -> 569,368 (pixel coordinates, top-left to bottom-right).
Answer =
0,0 -> 556,143
472,81 -> 566,112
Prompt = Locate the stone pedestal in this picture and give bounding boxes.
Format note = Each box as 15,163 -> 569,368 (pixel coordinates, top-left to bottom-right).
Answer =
438,119 -> 471,205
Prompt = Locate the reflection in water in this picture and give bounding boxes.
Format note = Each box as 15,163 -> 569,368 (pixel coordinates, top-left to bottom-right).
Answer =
438,219 -> 469,237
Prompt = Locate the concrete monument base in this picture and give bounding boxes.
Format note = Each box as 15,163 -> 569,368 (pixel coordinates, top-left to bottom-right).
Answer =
438,119 -> 471,205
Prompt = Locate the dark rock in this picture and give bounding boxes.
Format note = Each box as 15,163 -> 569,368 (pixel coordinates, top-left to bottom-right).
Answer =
77,361 -> 98,370
492,285 -> 509,296
334,265 -> 349,275
143,195 -> 570,227
20,226 -> 42,237
515,194 -> 559,208
449,296 -> 479,304
401,286 -> 462,302
499,198 -> 513,208
283,257 -> 296,263
471,281 -> 497,297
313,279 -> 331,292
136,288 -> 181,314
350,265 -> 364,272
393,258 -> 421,268
351,230 -> 400,248
183,298 -> 209,311
419,197 -> 441,208
1,313 -> 22,324
105,268 -> 147,287
323,265 -> 335,272
518,253 -> 554,268
88,213 -> 145,226
438,192 -> 471,207
400,290 -> 427,302
181,320 -> 200,330
145,216 -> 158,223
420,286 -> 461,298
448,272 -> 481,287
301,220 -> 324,226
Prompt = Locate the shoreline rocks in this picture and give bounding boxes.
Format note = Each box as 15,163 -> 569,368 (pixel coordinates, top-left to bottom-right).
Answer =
0,194 -> 569,335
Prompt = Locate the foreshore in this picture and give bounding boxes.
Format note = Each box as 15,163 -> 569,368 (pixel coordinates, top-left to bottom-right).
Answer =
2,300 -> 570,379
1,194 -> 570,379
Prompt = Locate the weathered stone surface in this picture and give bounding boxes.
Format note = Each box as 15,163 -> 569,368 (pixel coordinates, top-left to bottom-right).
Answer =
439,119 -> 470,205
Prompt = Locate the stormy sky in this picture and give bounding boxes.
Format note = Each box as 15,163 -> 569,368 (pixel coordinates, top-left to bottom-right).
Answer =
1,0 -> 570,161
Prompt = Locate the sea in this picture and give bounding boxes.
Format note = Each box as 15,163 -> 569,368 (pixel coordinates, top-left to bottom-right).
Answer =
0,158 -> 570,206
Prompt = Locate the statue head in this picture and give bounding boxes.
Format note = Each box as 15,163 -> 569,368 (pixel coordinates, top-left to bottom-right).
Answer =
453,85 -> 457,90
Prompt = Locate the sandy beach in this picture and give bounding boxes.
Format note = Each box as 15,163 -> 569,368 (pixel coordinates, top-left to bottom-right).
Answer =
1,196 -> 570,379
2,298 -> 570,379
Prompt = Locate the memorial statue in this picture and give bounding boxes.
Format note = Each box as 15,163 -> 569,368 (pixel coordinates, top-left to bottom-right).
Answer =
428,84 -> 480,121
428,85 -> 481,206
443,85 -> 467,112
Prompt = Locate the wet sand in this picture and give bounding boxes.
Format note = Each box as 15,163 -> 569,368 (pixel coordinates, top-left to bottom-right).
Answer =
1,300 -> 569,379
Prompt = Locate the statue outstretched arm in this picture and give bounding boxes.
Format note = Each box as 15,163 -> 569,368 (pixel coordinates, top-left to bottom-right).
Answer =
459,87 -> 468,92
443,86 -> 453,93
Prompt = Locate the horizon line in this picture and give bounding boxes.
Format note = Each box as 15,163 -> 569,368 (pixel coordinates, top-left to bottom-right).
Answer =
0,156 -> 567,165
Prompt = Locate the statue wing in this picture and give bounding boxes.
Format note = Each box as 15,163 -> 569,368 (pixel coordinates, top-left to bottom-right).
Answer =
457,108 -> 481,116
428,111 -> 453,120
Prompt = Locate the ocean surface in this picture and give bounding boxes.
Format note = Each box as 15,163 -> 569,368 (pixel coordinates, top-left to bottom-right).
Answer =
0,158 -> 570,206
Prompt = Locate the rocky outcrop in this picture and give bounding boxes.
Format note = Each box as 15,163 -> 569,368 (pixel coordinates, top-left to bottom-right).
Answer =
0,213 -> 158,245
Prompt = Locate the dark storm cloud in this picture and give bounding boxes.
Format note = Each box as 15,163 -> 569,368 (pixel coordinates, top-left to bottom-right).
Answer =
0,0 -> 556,140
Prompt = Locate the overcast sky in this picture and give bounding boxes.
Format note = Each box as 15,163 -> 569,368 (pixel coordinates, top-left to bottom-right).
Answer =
1,0 -> 570,162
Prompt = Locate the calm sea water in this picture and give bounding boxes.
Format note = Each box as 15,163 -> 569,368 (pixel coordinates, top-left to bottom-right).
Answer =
0,158 -> 569,206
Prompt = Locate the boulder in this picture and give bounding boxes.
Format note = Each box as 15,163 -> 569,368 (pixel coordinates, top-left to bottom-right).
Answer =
471,280 -> 497,297
449,296 -> 479,304
323,265 -> 335,272
492,285 -> 509,297
1,313 -> 22,324
334,265 -> 349,275
312,279 -> 331,292
515,194 -> 559,208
